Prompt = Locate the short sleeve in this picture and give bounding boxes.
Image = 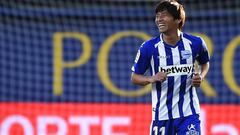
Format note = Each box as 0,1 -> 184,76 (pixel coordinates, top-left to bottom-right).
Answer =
196,37 -> 210,64
131,42 -> 151,74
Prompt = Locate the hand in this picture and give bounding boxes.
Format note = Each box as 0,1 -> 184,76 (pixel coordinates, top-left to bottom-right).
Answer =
150,72 -> 168,83
191,73 -> 203,87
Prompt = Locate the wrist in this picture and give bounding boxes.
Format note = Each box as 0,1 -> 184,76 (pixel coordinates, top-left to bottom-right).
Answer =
148,76 -> 154,83
199,74 -> 204,80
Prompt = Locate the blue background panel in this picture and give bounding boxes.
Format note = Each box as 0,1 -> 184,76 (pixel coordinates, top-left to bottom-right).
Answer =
0,1 -> 239,103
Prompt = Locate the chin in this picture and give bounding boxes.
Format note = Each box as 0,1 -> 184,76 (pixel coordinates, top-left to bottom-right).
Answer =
159,29 -> 167,33
158,28 -> 167,33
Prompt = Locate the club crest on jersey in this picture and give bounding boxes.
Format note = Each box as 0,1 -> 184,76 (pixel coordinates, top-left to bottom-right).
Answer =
181,50 -> 191,60
186,124 -> 199,135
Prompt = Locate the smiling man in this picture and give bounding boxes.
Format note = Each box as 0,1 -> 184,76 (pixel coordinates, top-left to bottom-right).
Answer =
131,0 -> 210,134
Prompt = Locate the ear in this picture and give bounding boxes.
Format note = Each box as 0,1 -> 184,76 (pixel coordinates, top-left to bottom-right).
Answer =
175,19 -> 181,24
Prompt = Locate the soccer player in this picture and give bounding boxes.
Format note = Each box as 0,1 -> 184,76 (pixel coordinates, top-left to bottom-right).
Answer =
131,0 -> 210,135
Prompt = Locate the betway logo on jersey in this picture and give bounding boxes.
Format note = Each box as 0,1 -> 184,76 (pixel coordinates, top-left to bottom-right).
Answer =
159,64 -> 193,76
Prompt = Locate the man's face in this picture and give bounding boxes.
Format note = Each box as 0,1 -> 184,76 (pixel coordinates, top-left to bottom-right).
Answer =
155,10 -> 179,33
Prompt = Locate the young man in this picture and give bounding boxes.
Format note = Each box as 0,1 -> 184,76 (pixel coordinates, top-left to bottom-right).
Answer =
131,0 -> 210,135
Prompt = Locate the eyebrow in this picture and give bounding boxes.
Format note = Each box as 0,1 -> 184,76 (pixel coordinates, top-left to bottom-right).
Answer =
156,11 -> 168,16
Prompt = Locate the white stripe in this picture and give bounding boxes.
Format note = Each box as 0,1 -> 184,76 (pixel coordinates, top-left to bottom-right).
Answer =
183,79 -> 193,116
159,79 -> 169,120
193,37 -> 204,114
171,47 -> 180,119
151,83 -> 157,120
149,121 -> 153,135
151,55 -> 156,76
150,56 -> 158,120
187,47 -> 201,115
182,37 -> 194,116
157,41 -> 169,120
192,87 -> 201,114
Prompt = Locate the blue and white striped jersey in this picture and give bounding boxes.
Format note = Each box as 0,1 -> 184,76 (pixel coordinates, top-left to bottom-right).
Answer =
132,33 -> 210,120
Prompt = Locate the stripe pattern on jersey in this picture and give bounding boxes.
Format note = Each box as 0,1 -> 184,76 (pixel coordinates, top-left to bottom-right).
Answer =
152,34 -> 200,120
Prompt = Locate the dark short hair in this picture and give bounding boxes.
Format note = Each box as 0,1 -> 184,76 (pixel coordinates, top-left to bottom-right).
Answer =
155,0 -> 186,30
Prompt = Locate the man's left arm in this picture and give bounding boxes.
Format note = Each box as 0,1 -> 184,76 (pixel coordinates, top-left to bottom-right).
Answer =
192,62 -> 209,87
199,62 -> 209,80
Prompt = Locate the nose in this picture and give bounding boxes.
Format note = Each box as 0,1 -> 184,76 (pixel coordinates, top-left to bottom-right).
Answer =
155,17 -> 162,24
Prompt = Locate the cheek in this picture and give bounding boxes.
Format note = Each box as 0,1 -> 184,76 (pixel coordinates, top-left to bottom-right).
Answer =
155,19 -> 160,26
167,19 -> 178,26
166,17 -> 173,22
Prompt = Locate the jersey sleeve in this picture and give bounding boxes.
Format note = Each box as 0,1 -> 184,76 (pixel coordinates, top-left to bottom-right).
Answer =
196,38 -> 210,64
131,42 -> 151,75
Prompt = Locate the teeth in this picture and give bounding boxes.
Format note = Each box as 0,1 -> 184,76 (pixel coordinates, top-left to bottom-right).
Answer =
158,24 -> 165,27
159,25 -> 165,28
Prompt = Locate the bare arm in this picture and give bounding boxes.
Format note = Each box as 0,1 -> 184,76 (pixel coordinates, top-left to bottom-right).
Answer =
199,62 -> 209,79
192,62 -> 210,87
131,73 -> 152,86
131,72 -> 168,86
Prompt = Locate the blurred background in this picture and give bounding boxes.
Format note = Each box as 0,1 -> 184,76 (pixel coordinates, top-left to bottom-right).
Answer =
0,0 -> 239,135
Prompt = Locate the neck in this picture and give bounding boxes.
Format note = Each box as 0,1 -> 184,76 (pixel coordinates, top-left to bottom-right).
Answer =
162,30 -> 181,46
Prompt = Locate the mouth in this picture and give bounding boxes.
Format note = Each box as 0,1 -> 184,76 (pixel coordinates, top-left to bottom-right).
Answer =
158,24 -> 166,29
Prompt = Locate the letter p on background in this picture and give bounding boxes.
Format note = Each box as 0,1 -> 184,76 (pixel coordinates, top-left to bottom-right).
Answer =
53,32 -> 92,96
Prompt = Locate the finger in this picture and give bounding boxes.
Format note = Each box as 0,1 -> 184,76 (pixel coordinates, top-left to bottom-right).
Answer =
192,80 -> 201,84
166,71 -> 171,75
161,76 -> 168,82
191,81 -> 200,86
192,82 -> 201,86
164,72 -> 170,77
192,75 -> 201,79
192,76 -> 197,79
192,80 -> 201,83
192,77 -> 201,81
193,72 -> 200,76
162,76 -> 167,81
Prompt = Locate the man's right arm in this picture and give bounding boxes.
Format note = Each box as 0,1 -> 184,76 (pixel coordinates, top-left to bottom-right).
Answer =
131,72 -> 152,86
131,72 -> 168,86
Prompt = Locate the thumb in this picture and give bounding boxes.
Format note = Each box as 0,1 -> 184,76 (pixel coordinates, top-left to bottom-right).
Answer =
193,72 -> 199,76
193,73 -> 200,79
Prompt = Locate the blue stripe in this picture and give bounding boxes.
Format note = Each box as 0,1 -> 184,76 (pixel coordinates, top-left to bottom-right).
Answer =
165,45 -> 174,119
155,82 -> 162,120
164,119 -> 173,135
177,41 -> 187,117
178,76 -> 186,117
167,77 -> 174,119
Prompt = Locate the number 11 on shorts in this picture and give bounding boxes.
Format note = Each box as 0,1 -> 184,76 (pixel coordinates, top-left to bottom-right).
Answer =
153,126 -> 165,135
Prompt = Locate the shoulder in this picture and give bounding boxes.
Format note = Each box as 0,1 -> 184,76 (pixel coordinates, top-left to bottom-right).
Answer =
182,33 -> 209,55
141,36 -> 160,49
182,33 -> 204,45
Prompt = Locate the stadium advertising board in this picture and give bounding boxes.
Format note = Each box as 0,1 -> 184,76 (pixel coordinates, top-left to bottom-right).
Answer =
0,103 -> 239,135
